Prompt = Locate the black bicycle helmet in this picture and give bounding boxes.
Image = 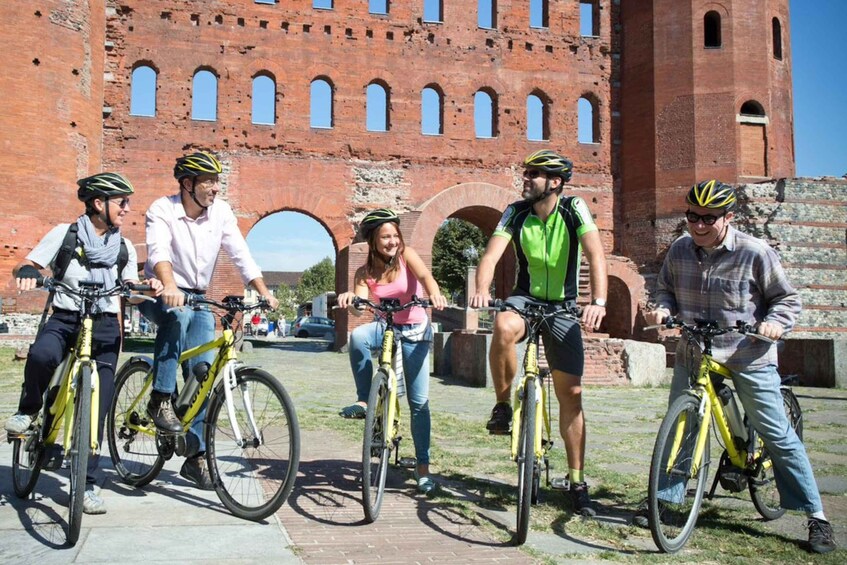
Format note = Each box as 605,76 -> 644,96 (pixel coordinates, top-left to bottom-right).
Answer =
359,208 -> 400,239
523,149 -> 573,182
686,180 -> 737,210
76,172 -> 135,202
173,151 -> 223,180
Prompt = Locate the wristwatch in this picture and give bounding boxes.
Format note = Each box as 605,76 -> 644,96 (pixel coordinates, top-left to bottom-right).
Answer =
591,298 -> 607,307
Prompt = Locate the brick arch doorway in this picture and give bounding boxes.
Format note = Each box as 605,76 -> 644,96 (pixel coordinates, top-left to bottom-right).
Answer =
407,182 -> 518,300
208,208 -> 340,307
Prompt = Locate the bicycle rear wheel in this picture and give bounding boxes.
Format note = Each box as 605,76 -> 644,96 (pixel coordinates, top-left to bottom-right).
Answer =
648,393 -> 710,553
67,365 -> 92,546
750,387 -> 804,520
11,425 -> 45,498
206,368 -> 300,521
362,369 -> 391,523
107,359 -> 164,487
514,380 -> 536,546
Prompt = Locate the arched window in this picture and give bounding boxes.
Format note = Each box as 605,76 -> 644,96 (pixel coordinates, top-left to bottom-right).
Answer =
370,0 -> 388,15
738,100 -> 768,177
310,78 -> 333,128
192,69 -> 218,121
421,86 -> 443,135
474,89 -> 497,138
772,17 -> 783,60
130,65 -> 156,117
740,100 -> 765,117
366,82 -> 389,132
478,0 -> 496,30
530,0 -> 548,29
580,1 -> 599,37
704,11 -> 721,48
578,96 -> 599,144
251,74 -> 276,125
526,93 -> 549,141
424,0 -> 442,23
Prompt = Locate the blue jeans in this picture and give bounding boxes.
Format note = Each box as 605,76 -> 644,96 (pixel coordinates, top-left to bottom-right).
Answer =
349,321 -> 432,466
665,363 -> 822,512
138,294 -> 216,452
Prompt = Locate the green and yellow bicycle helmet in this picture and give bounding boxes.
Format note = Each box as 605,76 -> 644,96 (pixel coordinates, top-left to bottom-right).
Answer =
76,172 -> 135,202
173,151 -> 223,180
359,208 -> 400,239
523,149 -> 573,182
686,180 -> 737,210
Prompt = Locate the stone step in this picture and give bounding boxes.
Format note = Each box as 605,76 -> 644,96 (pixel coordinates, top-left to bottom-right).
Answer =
785,267 -> 846,287
778,245 -> 845,265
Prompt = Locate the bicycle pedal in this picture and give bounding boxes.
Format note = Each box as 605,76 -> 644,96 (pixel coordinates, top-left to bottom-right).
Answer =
397,457 -> 416,468
550,477 -> 570,491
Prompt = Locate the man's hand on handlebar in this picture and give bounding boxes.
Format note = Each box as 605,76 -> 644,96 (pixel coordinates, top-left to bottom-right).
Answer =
469,292 -> 492,309
581,304 -> 606,331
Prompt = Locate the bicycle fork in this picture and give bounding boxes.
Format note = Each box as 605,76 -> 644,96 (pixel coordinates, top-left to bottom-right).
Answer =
222,362 -> 262,447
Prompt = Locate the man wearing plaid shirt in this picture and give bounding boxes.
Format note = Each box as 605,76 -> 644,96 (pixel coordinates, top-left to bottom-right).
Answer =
635,180 -> 835,554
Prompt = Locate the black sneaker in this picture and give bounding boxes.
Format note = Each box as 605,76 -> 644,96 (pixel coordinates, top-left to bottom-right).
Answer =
569,481 -> 597,517
808,518 -> 836,554
632,498 -> 649,528
146,392 -> 183,433
486,402 -> 512,435
180,455 -> 216,491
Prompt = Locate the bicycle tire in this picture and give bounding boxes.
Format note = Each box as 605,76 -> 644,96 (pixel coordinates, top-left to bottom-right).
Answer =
514,380 -> 537,546
206,367 -> 300,521
67,364 -> 92,546
107,359 -> 165,487
750,387 -> 803,520
362,369 -> 391,523
11,426 -> 45,498
648,393 -> 710,553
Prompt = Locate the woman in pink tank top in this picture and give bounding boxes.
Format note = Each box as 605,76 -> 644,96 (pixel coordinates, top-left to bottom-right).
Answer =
337,209 -> 447,494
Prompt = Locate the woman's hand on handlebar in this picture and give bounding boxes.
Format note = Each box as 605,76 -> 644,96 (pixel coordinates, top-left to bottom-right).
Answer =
337,291 -> 366,316
428,292 -> 448,311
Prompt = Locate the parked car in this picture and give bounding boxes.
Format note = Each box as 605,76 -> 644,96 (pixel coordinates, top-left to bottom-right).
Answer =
292,316 -> 335,339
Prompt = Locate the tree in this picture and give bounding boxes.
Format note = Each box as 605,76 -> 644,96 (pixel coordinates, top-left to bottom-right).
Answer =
273,284 -> 299,320
295,256 -> 335,306
432,219 -> 487,299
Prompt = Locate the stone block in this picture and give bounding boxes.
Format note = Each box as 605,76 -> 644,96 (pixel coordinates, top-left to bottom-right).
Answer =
622,339 -> 669,387
432,331 -> 452,377
449,330 -> 493,387
779,338 -> 847,388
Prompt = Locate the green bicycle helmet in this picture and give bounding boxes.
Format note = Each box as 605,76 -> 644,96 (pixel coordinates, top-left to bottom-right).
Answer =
523,149 -> 573,182
687,180 -> 737,210
173,151 -> 223,180
359,208 -> 400,239
76,172 -> 135,202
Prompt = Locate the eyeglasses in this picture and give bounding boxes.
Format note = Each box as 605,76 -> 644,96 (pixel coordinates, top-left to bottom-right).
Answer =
685,210 -> 726,225
110,197 -> 131,209
523,169 -> 545,179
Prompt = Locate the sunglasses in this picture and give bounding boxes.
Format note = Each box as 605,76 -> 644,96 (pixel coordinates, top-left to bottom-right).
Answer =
685,210 -> 726,225
523,169 -> 545,179
109,197 -> 131,209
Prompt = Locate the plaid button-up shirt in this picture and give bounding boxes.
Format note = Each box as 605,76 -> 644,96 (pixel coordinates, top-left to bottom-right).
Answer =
654,226 -> 801,372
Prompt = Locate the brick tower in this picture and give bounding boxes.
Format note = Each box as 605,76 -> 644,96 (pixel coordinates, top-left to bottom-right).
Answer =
0,1 -> 106,310
617,0 -> 794,265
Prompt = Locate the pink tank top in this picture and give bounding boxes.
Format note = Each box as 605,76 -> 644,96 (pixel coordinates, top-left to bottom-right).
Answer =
366,256 -> 427,325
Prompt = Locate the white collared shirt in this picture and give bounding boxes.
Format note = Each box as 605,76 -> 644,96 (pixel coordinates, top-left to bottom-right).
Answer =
144,194 -> 262,289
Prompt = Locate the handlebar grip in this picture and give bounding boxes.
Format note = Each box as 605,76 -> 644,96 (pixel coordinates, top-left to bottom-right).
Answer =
128,283 -> 154,292
488,299 -> 503,308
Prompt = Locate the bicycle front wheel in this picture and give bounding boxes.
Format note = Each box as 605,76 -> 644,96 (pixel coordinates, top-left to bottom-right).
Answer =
11,426 -> 45,498
67,364 -> 92,546
750,387 -> 804,520
362,368 -> 391,523
107,359 -> 164,487
206,368 -> 300,521
514,381 -> 536,546
648,393 -> 710,553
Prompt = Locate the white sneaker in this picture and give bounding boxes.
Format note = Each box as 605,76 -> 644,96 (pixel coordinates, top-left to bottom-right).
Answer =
4,413 -> 34,434
83,488 -> 107,515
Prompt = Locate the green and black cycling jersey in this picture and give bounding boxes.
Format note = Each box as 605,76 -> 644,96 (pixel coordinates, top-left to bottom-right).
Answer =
493,196 -> 597,302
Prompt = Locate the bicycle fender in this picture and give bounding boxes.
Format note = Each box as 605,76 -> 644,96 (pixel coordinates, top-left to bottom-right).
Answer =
123,355 -> 154,368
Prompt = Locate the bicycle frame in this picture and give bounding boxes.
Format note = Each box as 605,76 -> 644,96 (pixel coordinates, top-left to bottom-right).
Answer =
378,325 -> 402,444
510,341 -> 551,462
43,315 -> 101,455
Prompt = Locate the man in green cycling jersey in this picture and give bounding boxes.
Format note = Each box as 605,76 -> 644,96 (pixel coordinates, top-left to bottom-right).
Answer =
470,150 -> 608,517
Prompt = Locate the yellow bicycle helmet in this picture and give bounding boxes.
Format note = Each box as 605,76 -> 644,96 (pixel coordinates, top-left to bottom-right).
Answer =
76,172 -> 134,201
687,180 -> 737,210
523,149 -> 573,182
173,151 -> 223,180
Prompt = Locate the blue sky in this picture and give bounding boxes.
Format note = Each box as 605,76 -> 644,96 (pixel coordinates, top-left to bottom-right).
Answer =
128,3 -> 843,272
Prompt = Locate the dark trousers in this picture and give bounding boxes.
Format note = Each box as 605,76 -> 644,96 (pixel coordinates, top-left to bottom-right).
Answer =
19,310 -> 121,481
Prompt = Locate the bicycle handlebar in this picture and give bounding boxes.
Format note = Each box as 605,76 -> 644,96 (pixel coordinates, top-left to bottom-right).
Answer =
37,276 -> 155,303
480,299 -> 582,322
184,294 -> 270,314
645,316 -> 776,344
348,295 -> 432,313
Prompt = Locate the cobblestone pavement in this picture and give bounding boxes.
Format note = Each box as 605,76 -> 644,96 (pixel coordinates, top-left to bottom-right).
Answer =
0,337 -> 844,563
